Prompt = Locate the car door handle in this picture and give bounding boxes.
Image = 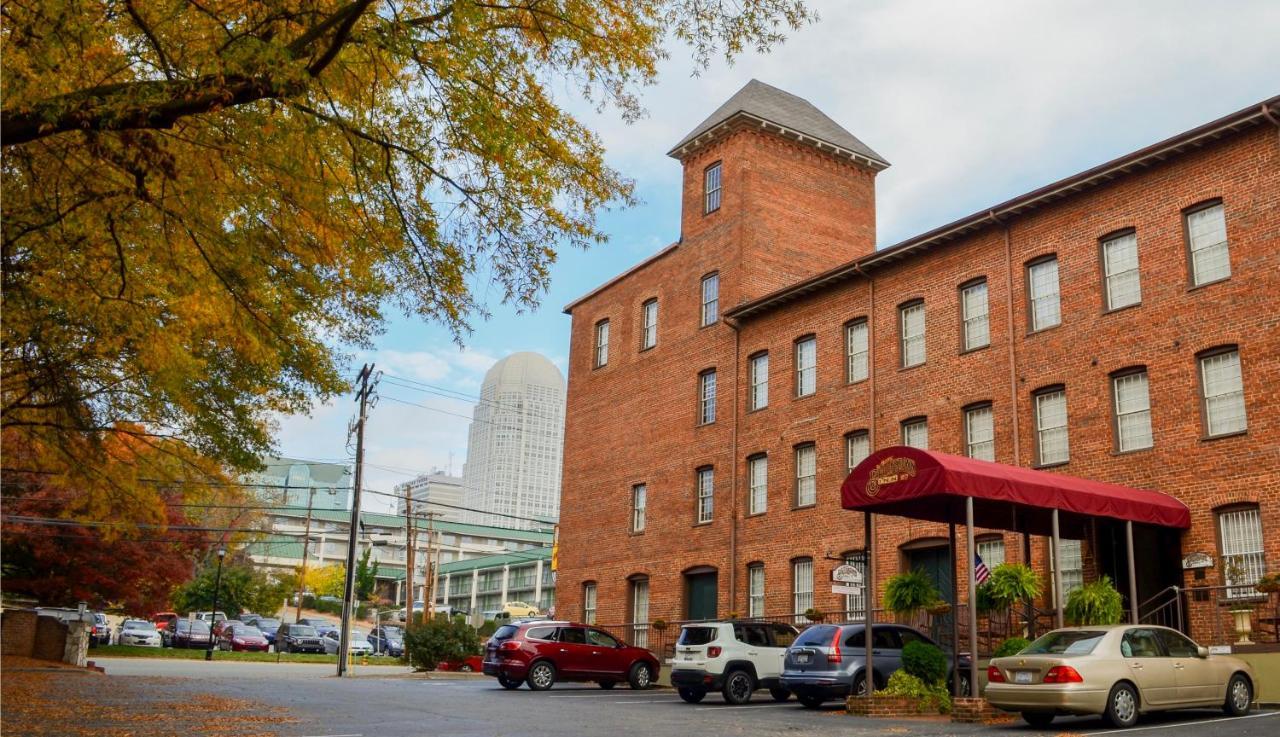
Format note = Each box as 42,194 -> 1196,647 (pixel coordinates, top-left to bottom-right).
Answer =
748,651 -> 759,656
1130,662 -> 1144,669
559,648 -> 568,653
872,650 -> 883,655
1174,663 -> 1185,669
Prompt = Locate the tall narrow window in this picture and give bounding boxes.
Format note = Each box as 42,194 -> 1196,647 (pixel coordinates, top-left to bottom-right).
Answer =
961,280 -> 990,350
748,563 -> 765,617
593,319 -> 609,368
582,582 -> 597,624
749,352 -> 769,410
794,444 -> 816,507
1200,348 -> 1246,437
631,483 -> 647,533
748,455 -> 768,515
1218,506 -> 1264,599
964,404 -> 995,461
845,431 -> 870,474
696,467 -> 714,524
1186,201 -> 1230,286
1035,387 -> 1069,465
698,369 -> 717,425
795,336 -> 817,396
1102,232 -> 1141,310
977,537 -> 1006,568
631,578 -> 650,648
641,299 -> 658,350
900,301 -> 926,367
700,273 -> 719,327
902,417 -> 928,449
1028,257 -> 1061,331
842,553 -> 866,619
1112,370 -> 1153,452
704,162 -> 722,214
792,558 -> 813,622
1057,540 -> 1083,594
845,320 -> 869,382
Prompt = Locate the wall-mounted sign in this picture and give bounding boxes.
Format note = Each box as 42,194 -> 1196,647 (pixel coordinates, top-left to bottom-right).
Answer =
832,564 -> 863,584
865,457 -> 916,497
831,584 -> 862,596
1182,552 -> 1214,570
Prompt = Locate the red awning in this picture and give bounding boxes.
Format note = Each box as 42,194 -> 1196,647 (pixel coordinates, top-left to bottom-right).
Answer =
841,446 -> 1190,537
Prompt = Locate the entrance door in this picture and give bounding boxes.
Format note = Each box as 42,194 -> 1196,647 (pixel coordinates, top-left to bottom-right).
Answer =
686,571 -> 718,620
1096,522 -> 1183,629
905,543 -> 953,644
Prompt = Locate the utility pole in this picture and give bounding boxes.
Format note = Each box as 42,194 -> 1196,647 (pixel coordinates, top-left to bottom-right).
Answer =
337,363 -> 378,678
422,512 -> 440,617
403,488 -> 416,629
295,486 -> 317,623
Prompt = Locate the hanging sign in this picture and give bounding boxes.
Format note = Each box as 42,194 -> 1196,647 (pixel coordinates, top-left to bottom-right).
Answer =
831,584 -> 862,596
832,564 -> 864,585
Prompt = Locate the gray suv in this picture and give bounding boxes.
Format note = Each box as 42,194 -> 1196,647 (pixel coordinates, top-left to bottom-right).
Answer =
780,623 -> 971,708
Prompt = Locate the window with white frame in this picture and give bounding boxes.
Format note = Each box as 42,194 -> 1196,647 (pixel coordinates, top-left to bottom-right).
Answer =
583,582 -> 597,624
631,483 -> 646,533
641,299 -> 658,349
696,467 -> 714,524
1035,388 -> 1069,465
900,301 -> 926,367
794,444 -> 816,507
965,404 -> 995,461
961,280 -> 990,350
631,578 -> 650,648
842,554 -> 866,618
698,369 -> 717,425
748,455 -> 768,515
1112,370 -> 1153,452
792,558 -> 813,622
795,336 -> 817,397
1028,257 -> 1061,331
700,273 -> 719,326
846,320 -> 869,382
748,563 -> 765,617
1187,202 -> 1230,286
1057,540 -> 1083,595
593,319 -> 609,367
1102,232 -> 1141,310
1218,506 -> 1264,599
902,417 -> 928,449
749,352 -> 768,411
1200,349 -> 1247,437
704,162 -> 722,214
976,537 -> 1006,568
845,431 -> 870,474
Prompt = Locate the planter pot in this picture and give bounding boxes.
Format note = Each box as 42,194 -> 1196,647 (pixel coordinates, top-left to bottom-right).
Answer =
1230,609 -> 1254,645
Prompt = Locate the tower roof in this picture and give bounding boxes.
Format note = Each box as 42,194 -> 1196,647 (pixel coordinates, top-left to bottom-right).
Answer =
482,351 -> 565,391
667,79 -> 888,168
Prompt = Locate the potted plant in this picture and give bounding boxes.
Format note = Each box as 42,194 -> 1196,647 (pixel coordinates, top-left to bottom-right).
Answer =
925,601 -> 952,616
804,608 -> 825,623
1064,577 -> 1124,626
651,618 -> 668,633
1254,573 -> 1280,594
884,570 -> 941,625
985,563 -> 1043,638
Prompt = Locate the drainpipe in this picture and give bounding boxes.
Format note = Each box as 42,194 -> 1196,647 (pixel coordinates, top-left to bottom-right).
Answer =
726,316 -> 742,614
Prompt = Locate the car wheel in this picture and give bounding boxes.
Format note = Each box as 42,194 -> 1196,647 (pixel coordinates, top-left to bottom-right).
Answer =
498,675 -> 522,690
599,681 -> 616,690
1223,673 -> 1252,716
678,688 -> 706,704
951,671 -> 972,698
459,664 -> 474,672
797,693 -> 825,709
628,662 -> 654,690
769,687 -> 791,702
722,669 -> 755,705
1103,682 -> 1140,728
526,661 -> 556,691
851,671 -> 868,697
1021,712 -> 1055,728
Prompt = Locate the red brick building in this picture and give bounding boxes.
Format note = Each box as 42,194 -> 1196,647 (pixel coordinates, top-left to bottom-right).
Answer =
557,80 -> 1280,647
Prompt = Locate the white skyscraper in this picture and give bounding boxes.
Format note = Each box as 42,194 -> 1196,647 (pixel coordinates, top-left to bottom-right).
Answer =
462,352 -> 565,530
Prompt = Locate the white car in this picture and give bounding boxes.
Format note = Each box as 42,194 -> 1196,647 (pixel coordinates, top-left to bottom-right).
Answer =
117,619 -> 162,647
670,621 -> 801,704
322,629 -> 373,656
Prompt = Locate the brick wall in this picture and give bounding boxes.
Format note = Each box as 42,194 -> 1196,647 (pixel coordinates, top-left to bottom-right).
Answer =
33,615 -> 69,662
2,609 -> 38,657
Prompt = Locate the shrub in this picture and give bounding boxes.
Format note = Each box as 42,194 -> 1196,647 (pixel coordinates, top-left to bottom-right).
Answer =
1065,576 -> 1124,626
803,608 -> 825,622
901,639 -> 947,686
884,570 -> 941,618
879,670 -> 952,714
477,619 -> 499,638
402,615 -> 480,671
994,637 -> 1031,658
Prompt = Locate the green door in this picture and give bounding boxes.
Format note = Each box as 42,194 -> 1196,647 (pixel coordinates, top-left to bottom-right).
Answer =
907,546 -> 953,645
686,572 -> 718,620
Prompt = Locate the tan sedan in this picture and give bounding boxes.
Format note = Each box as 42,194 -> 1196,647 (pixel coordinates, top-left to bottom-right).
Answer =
985,625 -> 1255,729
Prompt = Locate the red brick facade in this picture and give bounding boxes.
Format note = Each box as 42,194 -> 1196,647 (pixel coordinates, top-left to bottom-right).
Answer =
558,91 -> 1280,647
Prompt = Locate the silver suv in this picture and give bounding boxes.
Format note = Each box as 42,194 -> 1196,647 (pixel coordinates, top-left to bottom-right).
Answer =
670,621 -> 799,705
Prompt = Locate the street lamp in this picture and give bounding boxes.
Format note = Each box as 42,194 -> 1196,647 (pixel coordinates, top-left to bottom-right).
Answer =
205,547 -> 226,662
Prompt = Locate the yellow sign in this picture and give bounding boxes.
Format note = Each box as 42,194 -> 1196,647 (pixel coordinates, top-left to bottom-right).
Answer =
866,457 -> 917,497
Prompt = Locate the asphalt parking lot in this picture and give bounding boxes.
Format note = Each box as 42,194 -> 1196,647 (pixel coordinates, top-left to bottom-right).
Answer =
85,658 -> 1279,737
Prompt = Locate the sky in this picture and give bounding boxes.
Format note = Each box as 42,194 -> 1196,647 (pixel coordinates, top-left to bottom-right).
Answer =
274,0 -> 1280,513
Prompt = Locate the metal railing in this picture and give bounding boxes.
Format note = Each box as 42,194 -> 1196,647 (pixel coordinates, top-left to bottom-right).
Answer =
1139,584 -> 1279,646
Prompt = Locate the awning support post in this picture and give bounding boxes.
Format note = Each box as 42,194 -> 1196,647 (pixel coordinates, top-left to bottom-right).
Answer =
864,511 -> 875,698
949,523 -> 960,698
1126,521 -> 1139,624
965,497 -> 979,698
1022,531 -> 1034,639
1051,509 -> 1064,629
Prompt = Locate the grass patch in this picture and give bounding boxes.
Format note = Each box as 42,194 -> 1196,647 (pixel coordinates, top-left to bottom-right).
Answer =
91,645 -> 404,665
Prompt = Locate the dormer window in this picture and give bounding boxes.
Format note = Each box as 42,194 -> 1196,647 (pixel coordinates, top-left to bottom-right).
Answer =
704,162 -> 722,214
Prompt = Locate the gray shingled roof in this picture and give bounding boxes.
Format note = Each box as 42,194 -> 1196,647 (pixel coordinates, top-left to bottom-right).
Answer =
668,79 -> 887,165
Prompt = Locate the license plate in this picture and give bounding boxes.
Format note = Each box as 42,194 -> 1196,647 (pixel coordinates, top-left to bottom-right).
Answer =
795,654 -> 811,664
1014,671 -> 1033,684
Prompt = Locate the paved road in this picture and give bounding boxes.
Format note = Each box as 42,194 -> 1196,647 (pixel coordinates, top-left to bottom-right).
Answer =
95,659 -> 1280,737
95,657 -> 413,679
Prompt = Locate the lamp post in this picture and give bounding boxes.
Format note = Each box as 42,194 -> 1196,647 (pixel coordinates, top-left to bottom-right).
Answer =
205,547 -> 226,662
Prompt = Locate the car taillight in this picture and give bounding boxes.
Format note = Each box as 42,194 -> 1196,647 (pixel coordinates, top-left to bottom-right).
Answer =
987,665 -> 1005,683
499,640 -> 521,652
707,646 -> 722,658
1043,665 -> 1083,683
827,628 -> 842,663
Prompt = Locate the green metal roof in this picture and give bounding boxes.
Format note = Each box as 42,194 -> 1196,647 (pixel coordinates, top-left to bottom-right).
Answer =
438,547 -> 552,575
271,508 -> 553,543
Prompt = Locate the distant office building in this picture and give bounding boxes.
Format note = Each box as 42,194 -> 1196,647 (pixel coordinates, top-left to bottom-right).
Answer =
246,457 -> 350,511
395,472 -> 465,522
462,352 -> 566,530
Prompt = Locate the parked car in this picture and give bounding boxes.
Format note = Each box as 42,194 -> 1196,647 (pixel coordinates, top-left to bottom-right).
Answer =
194,611 -> 227,623
295,617 -> 337,637
322,629 -> 373,656
368,625 -> 405,657
483,621 -> 659,691
89,612 -> 112,646
781,623 -> 971,709
168,619 -> 214,649
250,618 -> 281,647
438,655 -> 484,672
985,625 -> 1256,729
116,619 -> 162,647
151,611 -> 177,631
211,619 -> 243,639
276,622 -> 326,653
217,624 -> 270,652
670,621 -> 799,704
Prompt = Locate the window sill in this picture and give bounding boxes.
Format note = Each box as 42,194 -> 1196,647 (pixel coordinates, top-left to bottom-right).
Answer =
1188,276 -> 1231,293
899,362 -> 926,372
592,363 -> 608,371
628,530 -> 645,537
1216,594 -> 1268,607
1111,445 -> 1154,456
1027,323 -> 1062,337
696,421 -> 717,428
699,321 -> 719,330
747,405 -> 769,414
1033,460 -> 1069,470
745,511 -> 767,519
639,345 -> 656,353
846,377 -> 869,386
692,521 -> 713,528
1103,302 -> 1142,316
1201,430 -> 1248,443
794,392 -> 817,402
959,344 -> 991,356
792,503 -> 817,512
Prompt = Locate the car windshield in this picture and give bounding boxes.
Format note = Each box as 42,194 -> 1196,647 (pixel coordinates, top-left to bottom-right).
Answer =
236,627 -> 264,637
677,627 -> 718,646
1023,630 -> 1106,655
793,625 -> 839,647
290,626 -> 317,636
122,620 -> 150,630
180,621 -> 210,633
492,625 -> 519,641
255,619 -> 280,629
382,626 -> 403,637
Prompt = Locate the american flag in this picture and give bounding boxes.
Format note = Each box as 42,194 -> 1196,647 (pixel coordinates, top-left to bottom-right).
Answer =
975,554 -> 991,585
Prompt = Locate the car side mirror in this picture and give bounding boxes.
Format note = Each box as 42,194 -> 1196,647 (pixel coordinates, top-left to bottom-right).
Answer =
1197,646 -> 1209,658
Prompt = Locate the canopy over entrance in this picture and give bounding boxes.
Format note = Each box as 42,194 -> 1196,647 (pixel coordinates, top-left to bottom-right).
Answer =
841,446 -> 1190,536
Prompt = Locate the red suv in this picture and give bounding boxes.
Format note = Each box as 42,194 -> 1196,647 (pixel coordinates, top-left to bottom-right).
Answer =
483,621 -> 660,691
